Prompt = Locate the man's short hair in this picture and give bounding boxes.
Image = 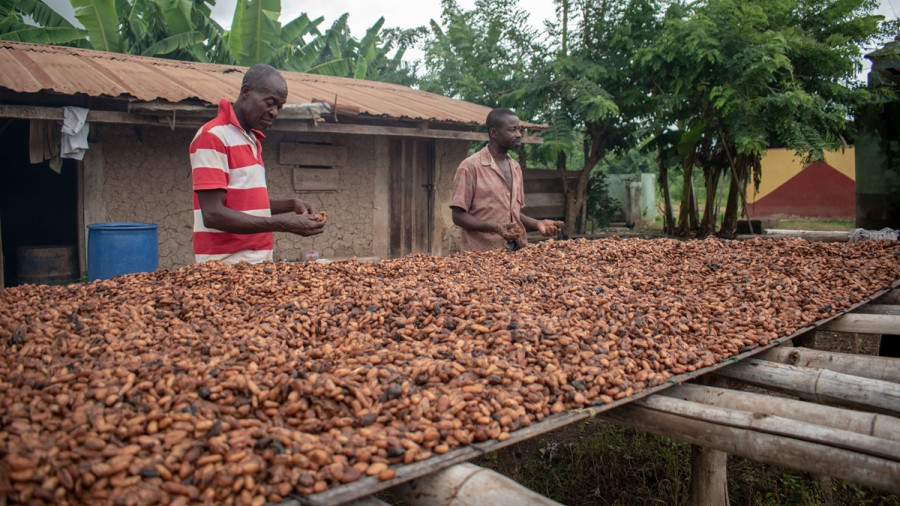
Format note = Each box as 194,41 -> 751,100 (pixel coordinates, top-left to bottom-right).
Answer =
242,64 -> 284,90
486,108 -> 518,131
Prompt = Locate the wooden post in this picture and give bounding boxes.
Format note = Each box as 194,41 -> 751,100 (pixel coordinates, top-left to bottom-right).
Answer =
601,404 -> 900,494
390,463 -> 563,506
688,445 -> 729,506
713,359 -> 900,416
661,383 -> 900,442
755,346 -> 900,383
820,314 -> 900,334
636,395 -> 900,459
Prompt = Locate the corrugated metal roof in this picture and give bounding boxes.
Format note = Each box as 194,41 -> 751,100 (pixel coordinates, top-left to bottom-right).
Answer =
0,41 -> 525,128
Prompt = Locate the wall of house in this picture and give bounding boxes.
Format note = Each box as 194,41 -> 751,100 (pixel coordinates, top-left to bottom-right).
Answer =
81,123 -> 468,270
747,148 -> 856,219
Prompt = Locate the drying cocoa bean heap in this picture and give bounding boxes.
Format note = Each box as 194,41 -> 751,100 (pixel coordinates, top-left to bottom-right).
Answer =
1,237 -> 897,504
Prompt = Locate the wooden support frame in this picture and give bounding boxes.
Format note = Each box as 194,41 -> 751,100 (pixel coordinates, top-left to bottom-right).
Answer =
713,359 -> 900,416
688,446 -> 728,506
602,402 -> 900,494
634,395 -> 900,460
391,463 -> 563,506
820,313 -> 900,334
756,346 -> 900,383
660,383 -> 900,442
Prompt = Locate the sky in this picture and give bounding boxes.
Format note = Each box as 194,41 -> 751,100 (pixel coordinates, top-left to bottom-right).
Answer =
43,0 -> 900,80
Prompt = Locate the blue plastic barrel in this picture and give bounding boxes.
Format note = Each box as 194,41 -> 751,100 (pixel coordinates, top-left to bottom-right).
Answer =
87,222 -> 159,281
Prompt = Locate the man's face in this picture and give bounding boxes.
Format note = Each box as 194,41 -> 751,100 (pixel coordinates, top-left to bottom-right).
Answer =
491,114 -> 523,151
239,75 -> 288,132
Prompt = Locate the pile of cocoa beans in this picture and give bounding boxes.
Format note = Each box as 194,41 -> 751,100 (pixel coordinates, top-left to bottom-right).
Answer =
1,237 -> 897,505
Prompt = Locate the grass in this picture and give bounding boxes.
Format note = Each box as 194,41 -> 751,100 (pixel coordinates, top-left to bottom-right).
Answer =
775,218 -> 854,231
618,216 -> 856,235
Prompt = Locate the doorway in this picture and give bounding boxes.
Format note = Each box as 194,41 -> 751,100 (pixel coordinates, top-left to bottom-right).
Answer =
0,119 -> 79,287
388,138 -> 435,258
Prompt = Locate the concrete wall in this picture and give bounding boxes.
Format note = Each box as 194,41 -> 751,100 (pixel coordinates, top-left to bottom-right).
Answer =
81,123 -> 467,270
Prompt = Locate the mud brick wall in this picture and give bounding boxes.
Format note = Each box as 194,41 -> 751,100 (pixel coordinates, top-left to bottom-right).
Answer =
82,124 -> 468,269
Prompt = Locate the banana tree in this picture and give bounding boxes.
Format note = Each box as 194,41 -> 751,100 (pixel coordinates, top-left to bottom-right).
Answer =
0,0 -> 87,45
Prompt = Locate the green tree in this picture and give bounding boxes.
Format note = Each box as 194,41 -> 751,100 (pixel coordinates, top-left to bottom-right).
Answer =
515,0 -> 664,235
418,0 -> 543,106
639,0 -> 889,237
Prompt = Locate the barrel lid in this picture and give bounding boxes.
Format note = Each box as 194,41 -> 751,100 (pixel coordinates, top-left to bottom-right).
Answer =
88,222 -> 158,230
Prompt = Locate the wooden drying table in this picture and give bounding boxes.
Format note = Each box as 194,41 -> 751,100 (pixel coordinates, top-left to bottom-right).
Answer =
288,284 -> 900,505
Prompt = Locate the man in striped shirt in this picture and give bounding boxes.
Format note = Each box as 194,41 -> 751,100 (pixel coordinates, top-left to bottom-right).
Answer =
450,108 -> 564,252
191,64 -> 325,263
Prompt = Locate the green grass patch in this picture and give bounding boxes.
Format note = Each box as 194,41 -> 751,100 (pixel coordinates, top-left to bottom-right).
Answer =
774,218 -> 855,231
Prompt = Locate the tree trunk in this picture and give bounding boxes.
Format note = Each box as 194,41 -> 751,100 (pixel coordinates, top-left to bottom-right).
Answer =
658,149 -> 675,234
699,168 -> 720,236
720,163 -> 743,238
555,151 -> 579,237
676,152 -> 695,236
562,123 -> 607,236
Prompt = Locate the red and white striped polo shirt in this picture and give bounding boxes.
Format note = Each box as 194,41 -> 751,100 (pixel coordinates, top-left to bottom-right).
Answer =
191,99 -> 273,264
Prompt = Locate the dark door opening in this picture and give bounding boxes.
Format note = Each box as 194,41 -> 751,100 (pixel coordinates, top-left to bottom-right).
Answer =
0,119 -> 79,287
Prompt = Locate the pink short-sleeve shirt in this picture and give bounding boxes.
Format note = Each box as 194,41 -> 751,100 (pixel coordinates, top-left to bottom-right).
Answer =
450,146 -> 526,252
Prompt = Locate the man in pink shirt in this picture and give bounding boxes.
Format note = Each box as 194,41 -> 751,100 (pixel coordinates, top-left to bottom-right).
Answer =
450,108 -> 564,252
191,64 -> 325,263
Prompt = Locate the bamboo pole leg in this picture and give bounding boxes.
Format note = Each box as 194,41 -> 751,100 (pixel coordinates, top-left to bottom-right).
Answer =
755,346 -> 900,384
602,404 -> 900,494
817,474 -> 833,506
688,445 -> 729,506
390,463 -> 563,506
713,359 -> 900,416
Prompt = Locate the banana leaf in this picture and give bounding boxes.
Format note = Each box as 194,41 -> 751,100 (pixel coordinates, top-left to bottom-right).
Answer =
71,0 -> 122,52
230,0 -> 281,66
157,0 -> 193,36
305,57 -> 353,77
281,13 -> 322,45
0,26 -> 87,44
140,30 -> 204,56
278,36 -> 326,72
17,0 -> 77,28
353,55 -> 368,79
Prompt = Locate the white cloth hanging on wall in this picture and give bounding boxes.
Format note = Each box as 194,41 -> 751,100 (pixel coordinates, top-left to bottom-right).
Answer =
60,106 -> 90,160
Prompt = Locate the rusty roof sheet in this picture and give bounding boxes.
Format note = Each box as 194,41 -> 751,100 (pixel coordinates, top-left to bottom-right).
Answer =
0,41 -> 528,128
